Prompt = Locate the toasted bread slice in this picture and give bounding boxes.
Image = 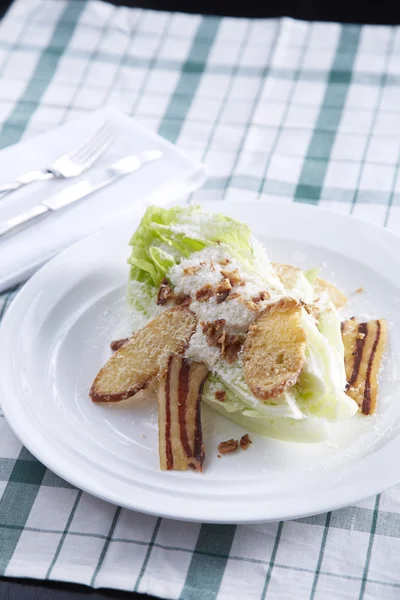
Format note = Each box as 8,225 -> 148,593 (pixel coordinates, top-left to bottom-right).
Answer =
90,307 -> 197,403
342,318 -> 387,415
243,298 -> 306,400
315,278 -> 347,309
272,262 -> 347,309
158,355 -> 209,471
272,262 -> 300,291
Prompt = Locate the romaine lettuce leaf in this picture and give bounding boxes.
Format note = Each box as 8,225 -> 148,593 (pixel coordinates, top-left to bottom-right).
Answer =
128,205 -> 206,288
207,370 -> 304,419
128,204 -> 285,315
304,267 -> 320,285
128,204 -> 256,285
295,310 -> 357,421
202,376 -> 330,443
127,204 -> 262,313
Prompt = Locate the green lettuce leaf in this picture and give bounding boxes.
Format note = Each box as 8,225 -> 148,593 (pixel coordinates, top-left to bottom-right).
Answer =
304,267 -> 320,285
128,204 -> 255,286
295,310 -> 357,421
202,376 -> 330,443
127,204 -> 257,312
128,205 -> 206,288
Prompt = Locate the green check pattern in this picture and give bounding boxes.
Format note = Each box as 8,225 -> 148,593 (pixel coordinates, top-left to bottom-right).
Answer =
1,1 -> 400,598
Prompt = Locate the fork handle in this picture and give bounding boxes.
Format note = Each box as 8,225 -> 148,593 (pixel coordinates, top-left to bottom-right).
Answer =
0,170 -> 54,199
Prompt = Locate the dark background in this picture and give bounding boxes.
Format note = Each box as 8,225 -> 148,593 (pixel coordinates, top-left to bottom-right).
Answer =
2,0 -> 400,22
112,0 -> 400,23
0,0 -> 399,598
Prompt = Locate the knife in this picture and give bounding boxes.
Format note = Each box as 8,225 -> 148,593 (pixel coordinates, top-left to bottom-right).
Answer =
0,150 -> 163,239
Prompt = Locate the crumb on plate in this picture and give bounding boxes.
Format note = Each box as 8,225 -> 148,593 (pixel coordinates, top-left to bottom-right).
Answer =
218,439 -> 239,454
240,433 -> 252,450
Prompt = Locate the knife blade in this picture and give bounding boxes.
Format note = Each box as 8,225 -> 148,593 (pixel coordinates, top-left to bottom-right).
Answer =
0,150 -> 163,239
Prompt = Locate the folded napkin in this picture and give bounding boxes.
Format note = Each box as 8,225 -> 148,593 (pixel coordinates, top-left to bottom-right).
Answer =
0,106 -> 206,293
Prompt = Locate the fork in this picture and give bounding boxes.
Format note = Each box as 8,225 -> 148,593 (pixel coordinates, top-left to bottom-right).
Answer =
0,121 -> 117,199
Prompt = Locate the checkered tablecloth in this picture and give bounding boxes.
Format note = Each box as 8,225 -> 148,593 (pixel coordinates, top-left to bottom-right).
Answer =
1,1 -> 400,598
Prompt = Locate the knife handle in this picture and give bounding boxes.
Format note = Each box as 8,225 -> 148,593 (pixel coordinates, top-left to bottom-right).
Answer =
0,204 -> 50,239
0,170 -> 54,200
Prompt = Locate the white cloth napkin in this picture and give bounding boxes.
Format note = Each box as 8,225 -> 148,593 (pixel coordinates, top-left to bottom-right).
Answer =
0,106 -> 206,292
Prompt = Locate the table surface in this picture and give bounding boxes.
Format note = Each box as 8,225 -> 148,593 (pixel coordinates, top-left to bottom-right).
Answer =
1,0 -> 400,598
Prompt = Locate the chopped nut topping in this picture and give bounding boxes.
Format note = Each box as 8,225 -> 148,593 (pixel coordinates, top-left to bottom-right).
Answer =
224,334 -> 245,363
216,277 -> 232,293
184,266 -> 200,276
240,433 -> 252,450
216,291 -> 230,303
157,279 -> 193,307
175,293 -> 192,307
196,284 -> 214,302
202,319 -> 226,346
218,439 -> 239,454
226,292 -> 241,301
220,269 -> 242,287
218,329 -> 227,353
215,390 -> 226,402
215,277 -> 232,303
110,338 -> 129,352
300,301 -> 320,320
157,278 -> 173,305
240,298 -> 259,311
355,287 -> 364,294
202,320 -> 244,362
252,291 -> 270,303
219,257 -> 230,266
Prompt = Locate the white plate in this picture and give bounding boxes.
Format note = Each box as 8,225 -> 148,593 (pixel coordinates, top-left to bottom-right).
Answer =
1,202 -> 400,524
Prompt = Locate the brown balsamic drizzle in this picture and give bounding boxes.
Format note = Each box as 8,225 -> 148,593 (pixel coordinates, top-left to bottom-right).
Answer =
178,359 -> 192,458
165,355 -> 174,470
349,322 -> 368,387
362,321 -> 381,415
110,338 -> 129,352
193,373 -> 207,465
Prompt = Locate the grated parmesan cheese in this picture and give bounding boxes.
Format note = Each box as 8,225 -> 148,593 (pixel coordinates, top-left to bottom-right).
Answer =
168,245 -> 287,367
